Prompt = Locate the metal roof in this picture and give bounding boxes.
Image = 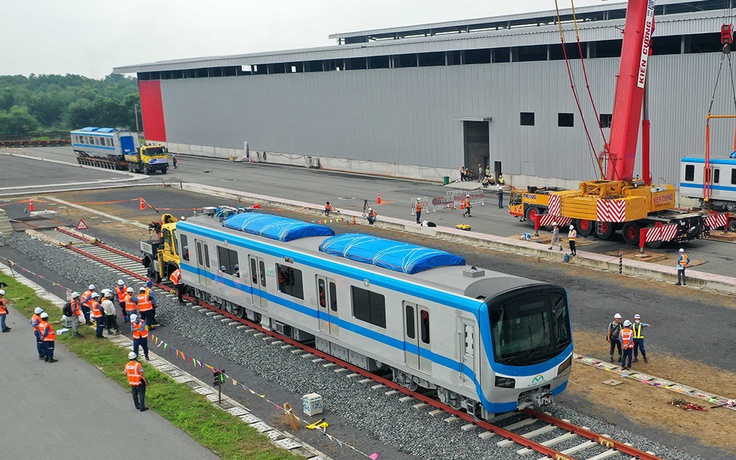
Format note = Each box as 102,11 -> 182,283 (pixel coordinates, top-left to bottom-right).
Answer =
113,0 -> 723,74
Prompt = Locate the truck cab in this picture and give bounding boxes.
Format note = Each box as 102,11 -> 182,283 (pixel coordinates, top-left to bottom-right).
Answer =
124,144 -> 169,175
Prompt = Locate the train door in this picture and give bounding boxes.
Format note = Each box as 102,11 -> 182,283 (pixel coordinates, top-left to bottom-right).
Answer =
194,239 -> 211,288
316,276 -> 339,336
248,255 -> 267,309
459,318 -> 478,390
119,135 -> 136,154
403,302 -> 431,373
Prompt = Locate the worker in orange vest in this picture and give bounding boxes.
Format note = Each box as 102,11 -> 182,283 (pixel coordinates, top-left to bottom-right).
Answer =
170,268 -> 185,304
38,312 -> 57,362
69,291 -> 82,337
135,286 -> 155,329
123,287 -> 137,323
80,284 -> 96,325
463,194 -> 472,218
144,280 -> 158,326
115,279 -> 128,311
31,306 -> 44,359
676,248 -> 689,286
568,225 -> 578,256
619,320 -> 635,371
89,293 -> 105,338
130,314 -> 150,360
415,198 -> 422,224
125,351 -> 149,411
0,289 -> 9,332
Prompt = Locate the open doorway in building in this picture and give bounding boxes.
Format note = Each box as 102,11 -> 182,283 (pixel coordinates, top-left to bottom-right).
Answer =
463,121 -> 489,181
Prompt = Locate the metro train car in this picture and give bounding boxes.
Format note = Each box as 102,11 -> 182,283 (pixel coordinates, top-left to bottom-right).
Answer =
70,127 -> 138,168
175,211 -> 573,419
680,156 -> 736,212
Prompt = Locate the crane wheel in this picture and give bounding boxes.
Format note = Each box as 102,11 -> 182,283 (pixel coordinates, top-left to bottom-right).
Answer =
525,207 -> 541,228
596,221 -> 615,240
729,220 -> 736,232
577,219 -> 594,236
622,222 -> 640,245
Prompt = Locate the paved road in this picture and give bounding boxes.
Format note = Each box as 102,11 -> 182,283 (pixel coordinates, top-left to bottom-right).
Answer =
0,305 -> 219,460
14,146 -> 736,279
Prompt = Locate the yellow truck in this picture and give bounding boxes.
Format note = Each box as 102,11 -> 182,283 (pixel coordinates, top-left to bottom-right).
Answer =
140,214 -> 180,282
124,144 -> 169,175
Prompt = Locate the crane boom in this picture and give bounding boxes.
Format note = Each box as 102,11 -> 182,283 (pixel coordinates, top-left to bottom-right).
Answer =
605,0 -> 655,182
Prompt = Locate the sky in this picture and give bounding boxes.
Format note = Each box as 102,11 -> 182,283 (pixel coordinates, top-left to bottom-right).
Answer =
2,0 -> 603,79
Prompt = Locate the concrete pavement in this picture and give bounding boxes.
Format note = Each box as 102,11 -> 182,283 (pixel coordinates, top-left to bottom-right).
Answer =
0,305 -> 219,460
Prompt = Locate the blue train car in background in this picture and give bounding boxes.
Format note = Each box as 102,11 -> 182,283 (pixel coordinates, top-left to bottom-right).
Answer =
70,127 -> 168,174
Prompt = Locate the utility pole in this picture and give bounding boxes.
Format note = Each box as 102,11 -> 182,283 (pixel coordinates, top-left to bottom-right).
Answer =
134,103 -> 140,132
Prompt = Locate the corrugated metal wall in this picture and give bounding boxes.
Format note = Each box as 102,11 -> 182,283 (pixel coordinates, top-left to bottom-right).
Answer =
161,51 -> 735,185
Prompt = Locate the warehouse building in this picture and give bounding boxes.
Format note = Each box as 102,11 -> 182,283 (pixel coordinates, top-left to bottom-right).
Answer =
115,0 -> 735,190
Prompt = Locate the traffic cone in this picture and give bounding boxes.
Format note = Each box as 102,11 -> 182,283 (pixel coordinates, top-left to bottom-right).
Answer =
460,202 -> 465,210
29,200 -> 35,212
377,193 -> 382,204
139,197 -> 146,210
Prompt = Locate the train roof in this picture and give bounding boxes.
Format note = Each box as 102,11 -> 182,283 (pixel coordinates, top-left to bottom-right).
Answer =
180,213 -> 548,299
681,156 -> 736,164
222,212 -> 335,241
73,127 -> 117,133
319,233 -> 465,274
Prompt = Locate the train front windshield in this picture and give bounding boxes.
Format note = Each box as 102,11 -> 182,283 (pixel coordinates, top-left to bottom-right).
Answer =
145,147 -> 167,155
487,287 -> 571,366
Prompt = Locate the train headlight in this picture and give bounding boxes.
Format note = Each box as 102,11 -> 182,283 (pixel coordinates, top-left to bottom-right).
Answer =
557,355 -> 573,375
495,376 -> 516,388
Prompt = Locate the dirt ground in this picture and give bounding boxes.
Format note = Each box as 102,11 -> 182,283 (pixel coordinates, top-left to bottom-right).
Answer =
28,191 -> 736,455
571,330 -> 736,453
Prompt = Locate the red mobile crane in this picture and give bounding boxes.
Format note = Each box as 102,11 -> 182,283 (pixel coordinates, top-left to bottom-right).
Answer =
512,0 -> 706,246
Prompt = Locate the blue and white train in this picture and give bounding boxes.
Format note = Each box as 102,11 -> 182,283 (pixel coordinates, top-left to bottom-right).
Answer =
175,211 -> 573,419
681,156 -> 736,216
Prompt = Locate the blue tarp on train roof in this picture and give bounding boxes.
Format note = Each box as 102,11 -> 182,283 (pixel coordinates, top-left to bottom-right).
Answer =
222,213 -> 335,242
319,233 -> 465,274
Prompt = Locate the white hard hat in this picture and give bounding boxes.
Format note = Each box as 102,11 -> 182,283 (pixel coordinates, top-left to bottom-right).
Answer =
40,312 -> 49,319
678,248 -> 684,253
417,197 -> 421,201
552,222 -> 558,226
128,352 -> 137,360
91,292 -> 100,298
623,320 -> 632,327
118,279 -> 125,285
72,291 -> 80,298
0,289 -> 5,296
634,314 -> 641,319
127,287 -> 134,293
466,194 -> 470,197
614,313 -> 622,319
139,286 -> 146,291
34,307 -> 43,314
89,284 -> 96,290
368,208 -> 372,211
569,225 -> 575,229
130,314 -> 138,322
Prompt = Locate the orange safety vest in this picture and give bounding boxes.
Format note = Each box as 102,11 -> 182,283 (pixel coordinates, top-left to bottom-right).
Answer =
132,320 -> 149,339
31,313 -> 42,332
125,361 -> 143,386
568,229 -> 577,241
464,198 -> 471,208
39,321 -> 56,341
415,203 -> 422,213
81,290 -> 94,307
170,269 -> 182,285
115,285 -> 127,302
90,300 -> 104,318
0,299 -> 7,315
136,292 -> 152,312
620,328 -> 634,349
678,254 -> 689,268
70,298 -> 81,315
124,294 -> 137,313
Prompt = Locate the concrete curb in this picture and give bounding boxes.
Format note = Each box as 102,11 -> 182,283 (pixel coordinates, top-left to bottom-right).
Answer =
182,182 -> 736,296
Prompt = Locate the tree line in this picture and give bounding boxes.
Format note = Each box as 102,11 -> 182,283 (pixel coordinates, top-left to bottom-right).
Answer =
0,73 -> 139,138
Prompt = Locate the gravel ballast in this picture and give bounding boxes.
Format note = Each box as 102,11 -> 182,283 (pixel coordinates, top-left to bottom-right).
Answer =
9,231 -> 704,460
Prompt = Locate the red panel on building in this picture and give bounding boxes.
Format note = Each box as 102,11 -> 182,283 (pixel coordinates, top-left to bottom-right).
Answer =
138,80 -> 167,142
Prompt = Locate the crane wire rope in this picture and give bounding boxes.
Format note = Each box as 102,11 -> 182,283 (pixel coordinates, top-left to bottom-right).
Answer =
569,0 -> 609,148
554,0 -> 605,179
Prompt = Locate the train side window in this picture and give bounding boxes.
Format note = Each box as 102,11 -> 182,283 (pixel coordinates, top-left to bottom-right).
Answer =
277,264 -> 304,300
203,244 -> 210,268
420,309 -> 430,344
714,168 -> 720,184
217,246 -> 239,276
250,259 -> 258,284
180,234 -> 189,261
685,165 -> 695,181
405,305 -> 415,339
351,286 -> 386,329
732,168 -> 736,185
318,278 -> 326,308
259,261 -> 266,287
329,282 -> 337,312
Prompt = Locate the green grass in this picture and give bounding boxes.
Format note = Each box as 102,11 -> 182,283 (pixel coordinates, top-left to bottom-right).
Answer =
0,274 -> 299,460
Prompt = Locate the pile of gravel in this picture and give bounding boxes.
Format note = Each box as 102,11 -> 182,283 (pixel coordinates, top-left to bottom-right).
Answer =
10,231 -> 703,460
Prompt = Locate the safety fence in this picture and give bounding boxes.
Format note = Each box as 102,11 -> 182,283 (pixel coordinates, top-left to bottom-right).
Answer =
410,197 -> 431,216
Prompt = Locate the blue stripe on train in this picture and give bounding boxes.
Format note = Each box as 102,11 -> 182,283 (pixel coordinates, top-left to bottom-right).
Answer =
680,182 -> 736,192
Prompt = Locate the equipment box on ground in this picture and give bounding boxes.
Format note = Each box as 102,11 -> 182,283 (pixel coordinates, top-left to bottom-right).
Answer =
302,393 -> 323,416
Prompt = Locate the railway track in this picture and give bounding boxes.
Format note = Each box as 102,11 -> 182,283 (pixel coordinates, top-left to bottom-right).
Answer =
47,225 -> 663,460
